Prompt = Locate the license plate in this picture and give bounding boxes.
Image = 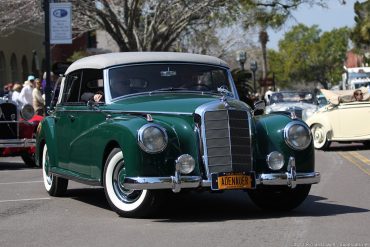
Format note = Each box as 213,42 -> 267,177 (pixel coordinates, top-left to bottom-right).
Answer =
211,172 -> 255,190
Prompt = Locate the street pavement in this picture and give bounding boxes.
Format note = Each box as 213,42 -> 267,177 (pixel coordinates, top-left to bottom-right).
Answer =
0,143 -> 369,247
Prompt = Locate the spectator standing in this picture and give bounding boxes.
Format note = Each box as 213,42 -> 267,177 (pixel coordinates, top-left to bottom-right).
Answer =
19,75 -> 35,107
42,71 -> 55,93
264,86 -> 274,104
32,78 -> 45,115
11,83 -> 23,106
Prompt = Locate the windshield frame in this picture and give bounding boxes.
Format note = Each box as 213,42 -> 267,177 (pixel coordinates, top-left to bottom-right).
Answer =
103,62 -> 238,103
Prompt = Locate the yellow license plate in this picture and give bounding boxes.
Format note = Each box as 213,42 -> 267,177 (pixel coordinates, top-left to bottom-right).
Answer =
211,172 -> 254,190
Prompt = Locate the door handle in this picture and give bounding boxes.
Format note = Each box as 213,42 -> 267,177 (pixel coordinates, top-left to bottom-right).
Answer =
68,115 -> 76,121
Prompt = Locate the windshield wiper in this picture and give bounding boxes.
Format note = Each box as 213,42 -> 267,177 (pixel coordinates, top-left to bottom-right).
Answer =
150,87 -> 187,92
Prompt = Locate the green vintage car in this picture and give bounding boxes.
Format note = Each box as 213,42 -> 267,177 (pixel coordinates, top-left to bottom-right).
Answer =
36,52 -> 320,217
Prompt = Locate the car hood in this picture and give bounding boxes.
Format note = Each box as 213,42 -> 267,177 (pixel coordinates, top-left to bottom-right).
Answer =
266,102 -> 318,112
109,93 -> 248,115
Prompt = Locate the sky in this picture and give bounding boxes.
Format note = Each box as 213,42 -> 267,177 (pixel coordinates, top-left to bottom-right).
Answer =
267,0 -> 361,50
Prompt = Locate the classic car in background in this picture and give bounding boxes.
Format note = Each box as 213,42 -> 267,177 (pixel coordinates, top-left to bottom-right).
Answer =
36,52 -> 320,217
266,91 -> 319,121
306,88 -> 370,149
0,96 -> 43,166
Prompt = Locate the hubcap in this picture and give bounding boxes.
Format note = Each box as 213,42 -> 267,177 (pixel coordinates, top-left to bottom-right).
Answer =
112,160 -> 142,203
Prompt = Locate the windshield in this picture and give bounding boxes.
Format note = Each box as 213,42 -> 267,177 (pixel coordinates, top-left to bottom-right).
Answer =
108,64 -> 232,99
270,92 -> 314,104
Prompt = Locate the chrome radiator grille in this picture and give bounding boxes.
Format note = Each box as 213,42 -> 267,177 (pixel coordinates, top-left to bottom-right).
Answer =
203,110 -> 252,174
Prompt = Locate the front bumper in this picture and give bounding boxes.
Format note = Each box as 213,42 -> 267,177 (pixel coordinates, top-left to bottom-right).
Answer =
0,139 -> 36,148
123,171 -> 320,193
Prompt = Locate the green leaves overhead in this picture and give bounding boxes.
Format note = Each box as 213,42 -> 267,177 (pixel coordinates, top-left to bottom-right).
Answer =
269,24 -> 349,88
350,0 -> 370,51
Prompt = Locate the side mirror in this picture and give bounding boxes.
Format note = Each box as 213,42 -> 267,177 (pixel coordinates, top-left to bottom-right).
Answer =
253,100 -> 265,115
87,99 -> 99,110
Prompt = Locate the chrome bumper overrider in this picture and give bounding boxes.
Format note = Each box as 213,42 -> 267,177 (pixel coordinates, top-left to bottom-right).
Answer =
0,139 -> 36,148
123,171 -> 320,193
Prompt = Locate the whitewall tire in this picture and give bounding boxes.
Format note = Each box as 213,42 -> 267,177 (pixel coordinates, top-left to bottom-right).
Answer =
103,148 -> 161,217
42,144 -> 68,196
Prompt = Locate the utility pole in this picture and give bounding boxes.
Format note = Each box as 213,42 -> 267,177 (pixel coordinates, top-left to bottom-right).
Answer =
43,0 -> 52,108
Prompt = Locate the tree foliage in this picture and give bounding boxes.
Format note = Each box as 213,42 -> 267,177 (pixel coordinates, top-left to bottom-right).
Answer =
350,0 -> 370,51
269,24 -> 349,88
70,0 -> 235,52
0,0 -> 42,36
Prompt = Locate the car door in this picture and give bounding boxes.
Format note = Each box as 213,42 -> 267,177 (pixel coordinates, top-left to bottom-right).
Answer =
55,70 -> 83,171
63,69 -> 105,178
337,103 -> 370,138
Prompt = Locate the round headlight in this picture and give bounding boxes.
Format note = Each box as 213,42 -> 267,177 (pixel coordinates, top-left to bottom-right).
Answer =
266,151 -> 284,170
138,124 -> 168,154
284,121 -> 311,150
176,154 -> 195,174
21,104 -> 35,120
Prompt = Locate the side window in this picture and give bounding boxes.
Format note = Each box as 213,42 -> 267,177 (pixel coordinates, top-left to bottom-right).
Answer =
79,69 -> 104,103
62,70 -> 82,104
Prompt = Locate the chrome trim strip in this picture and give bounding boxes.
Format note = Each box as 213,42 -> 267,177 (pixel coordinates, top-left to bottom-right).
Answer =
0,120 -> 34,124
55,109 -> 194,116
122,171 -> 320,191
0,139 -> 36,148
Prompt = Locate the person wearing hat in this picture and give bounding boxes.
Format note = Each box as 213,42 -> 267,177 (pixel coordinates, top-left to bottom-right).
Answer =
18,75 -> 35,107
11,83 -> 23,106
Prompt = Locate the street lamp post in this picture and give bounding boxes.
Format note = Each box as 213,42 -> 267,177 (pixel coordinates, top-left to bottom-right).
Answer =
250,61 -> 258,93
236,51 -> 247,71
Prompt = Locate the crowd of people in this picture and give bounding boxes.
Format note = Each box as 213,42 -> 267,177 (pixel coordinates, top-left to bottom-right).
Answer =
1,73 -> 55,116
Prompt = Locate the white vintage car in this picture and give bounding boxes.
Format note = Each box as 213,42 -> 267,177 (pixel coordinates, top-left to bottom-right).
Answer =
265,91 -> 319,121
306,88 -> 370,149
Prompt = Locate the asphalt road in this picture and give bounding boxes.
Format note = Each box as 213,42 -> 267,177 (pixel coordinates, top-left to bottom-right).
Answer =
1,143 -> 369,247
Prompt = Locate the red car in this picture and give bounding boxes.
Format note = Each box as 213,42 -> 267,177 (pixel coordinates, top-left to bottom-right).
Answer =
0,96 -> 43,167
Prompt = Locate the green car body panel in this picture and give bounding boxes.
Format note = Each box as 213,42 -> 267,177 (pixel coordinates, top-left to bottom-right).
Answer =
36,52 -> 320,216
36,93 -> 314,184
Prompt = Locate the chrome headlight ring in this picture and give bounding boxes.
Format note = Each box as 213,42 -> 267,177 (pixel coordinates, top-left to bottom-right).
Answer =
138,123 -> 168,154
21,104 -> 35,121
283,121 -> 312,150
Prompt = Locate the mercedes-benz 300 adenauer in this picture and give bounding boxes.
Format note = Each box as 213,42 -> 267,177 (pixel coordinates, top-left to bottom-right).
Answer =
36,52 -> 320,217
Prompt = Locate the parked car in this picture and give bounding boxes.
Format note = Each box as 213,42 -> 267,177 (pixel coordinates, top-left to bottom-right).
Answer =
306,88 -> 370,149
0,96 -> 43,166
36,52 -> 320,217
266,91 -> 319,121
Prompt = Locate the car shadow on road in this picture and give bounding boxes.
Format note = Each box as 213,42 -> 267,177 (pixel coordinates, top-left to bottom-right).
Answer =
0,160 -> 39,170
65,188 -> 369,222
322,143 -> 369,152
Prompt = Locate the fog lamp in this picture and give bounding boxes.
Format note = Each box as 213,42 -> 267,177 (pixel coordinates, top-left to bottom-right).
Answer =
266,151 -> 284,170
176,154 -> 195,174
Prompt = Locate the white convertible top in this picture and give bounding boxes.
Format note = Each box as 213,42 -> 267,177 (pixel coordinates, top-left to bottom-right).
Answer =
321,87 -> 370,105
65,52 -> 229,75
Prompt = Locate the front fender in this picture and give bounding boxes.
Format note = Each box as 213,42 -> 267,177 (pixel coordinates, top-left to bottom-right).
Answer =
253,113 -> 315,173
35,116 -> 57,167
305,111 -> 333,140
